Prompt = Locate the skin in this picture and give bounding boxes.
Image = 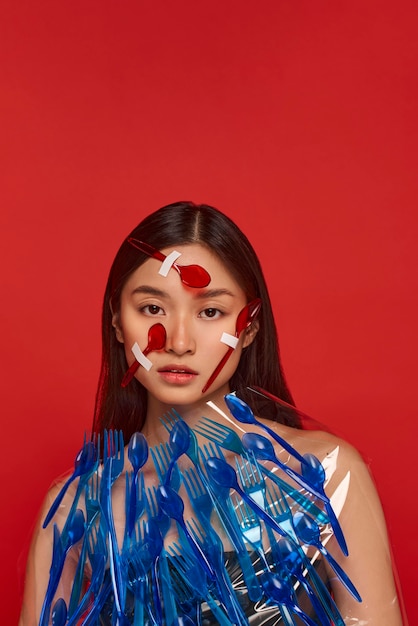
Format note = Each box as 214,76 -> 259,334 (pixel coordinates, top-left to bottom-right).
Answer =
19,244 -> 405,625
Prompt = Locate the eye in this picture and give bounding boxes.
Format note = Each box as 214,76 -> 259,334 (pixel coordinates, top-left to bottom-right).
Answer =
199,307 -> 222,319
141,304 -> 164,316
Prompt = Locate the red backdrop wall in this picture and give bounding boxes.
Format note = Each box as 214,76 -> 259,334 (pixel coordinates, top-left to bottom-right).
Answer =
1,1 -> 416,622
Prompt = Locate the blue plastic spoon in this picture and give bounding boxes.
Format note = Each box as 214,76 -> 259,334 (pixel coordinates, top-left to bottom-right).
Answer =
225,393 -> 307,465
51,598 -> 67,626
301,453 -> 348,556
165,420 -> 191,485
278,538 -> 333,626
43,442 -> 96,528
127,432 -> 149,536
261,574 -> 319,626
242,432 -> 325,501
293,512 -> 361,602
157,484 -> 216,580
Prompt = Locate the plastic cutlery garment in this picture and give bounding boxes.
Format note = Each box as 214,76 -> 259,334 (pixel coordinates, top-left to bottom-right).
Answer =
33,388 -> 402,626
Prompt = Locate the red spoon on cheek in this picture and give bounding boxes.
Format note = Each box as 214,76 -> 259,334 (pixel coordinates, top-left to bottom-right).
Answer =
202,298 -> 262,393
121,323 -> 167,388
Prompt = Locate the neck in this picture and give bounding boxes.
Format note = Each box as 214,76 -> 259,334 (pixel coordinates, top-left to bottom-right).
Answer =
141,386 -> 234,446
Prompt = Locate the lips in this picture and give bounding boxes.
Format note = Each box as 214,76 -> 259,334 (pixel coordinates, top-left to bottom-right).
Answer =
157,364 -> 198,375
157,364 -> 198,384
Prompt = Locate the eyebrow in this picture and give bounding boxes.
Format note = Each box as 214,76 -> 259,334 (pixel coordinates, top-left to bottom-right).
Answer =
130,286 -> 236,299
130,285 -> 170,297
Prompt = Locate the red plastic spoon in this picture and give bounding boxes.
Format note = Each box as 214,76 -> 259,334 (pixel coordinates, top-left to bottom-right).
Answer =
121,323 -> 166,387
202,298 -> 262,393
128,238 -> 210,288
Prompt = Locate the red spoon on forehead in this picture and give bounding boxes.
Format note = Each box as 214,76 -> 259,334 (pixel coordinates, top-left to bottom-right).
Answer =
121,323 -> 166,388
202,298 -> 262,393
127,238 -> 211,288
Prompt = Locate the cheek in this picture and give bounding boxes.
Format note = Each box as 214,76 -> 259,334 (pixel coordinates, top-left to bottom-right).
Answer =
119,313 -> 152,361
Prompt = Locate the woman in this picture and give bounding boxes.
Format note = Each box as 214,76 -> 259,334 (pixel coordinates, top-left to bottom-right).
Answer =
19,201 -> 405,625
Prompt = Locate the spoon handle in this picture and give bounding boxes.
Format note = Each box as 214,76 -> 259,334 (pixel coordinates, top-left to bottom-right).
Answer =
121,360 -> 140,387
178,519 -> 216,580
276,460 -> 326,502
128,238 -> 166,262
325,501 -> 348,556
209,492 -> 262,602
43,474 -> 75,528
261,421 -> 307,465
202,347 -> 233,392
127,471 -> 139,536
238,485 -> 290,539
320,546 -> 361,601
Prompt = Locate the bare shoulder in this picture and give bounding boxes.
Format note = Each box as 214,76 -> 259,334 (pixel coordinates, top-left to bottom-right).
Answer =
253,415 -> 367,478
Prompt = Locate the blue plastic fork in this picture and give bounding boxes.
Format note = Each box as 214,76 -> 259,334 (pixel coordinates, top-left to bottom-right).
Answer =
194,417 -> 245,455
182,466 -> 213,524
150,442 -> 182,490
206,456 -> 294,541
168,541 -> 233,626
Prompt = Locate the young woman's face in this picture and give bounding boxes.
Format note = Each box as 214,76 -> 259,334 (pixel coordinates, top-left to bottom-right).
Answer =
114,244 -> 258,415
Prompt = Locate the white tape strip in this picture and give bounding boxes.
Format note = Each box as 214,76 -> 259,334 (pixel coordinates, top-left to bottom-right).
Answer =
158,250 -> 182,277
220,332 -> 239,349
131,343 -> 153,371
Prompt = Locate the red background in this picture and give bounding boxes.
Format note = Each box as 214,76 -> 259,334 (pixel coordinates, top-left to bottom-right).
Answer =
1,1 -> 416,622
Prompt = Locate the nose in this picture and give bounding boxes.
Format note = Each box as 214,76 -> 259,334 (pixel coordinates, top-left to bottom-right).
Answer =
164,315 -> 196,356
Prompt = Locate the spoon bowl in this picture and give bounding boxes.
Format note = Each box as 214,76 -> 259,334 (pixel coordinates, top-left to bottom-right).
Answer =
51,598 -> 67,626
164,420 -> 191,485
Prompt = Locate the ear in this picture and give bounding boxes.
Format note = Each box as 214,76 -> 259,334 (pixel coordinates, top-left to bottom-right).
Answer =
242,319 -> 259,348
112,312 -> 124,344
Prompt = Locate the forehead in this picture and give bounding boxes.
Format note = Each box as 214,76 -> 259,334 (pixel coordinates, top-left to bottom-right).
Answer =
124,243 -> 243,294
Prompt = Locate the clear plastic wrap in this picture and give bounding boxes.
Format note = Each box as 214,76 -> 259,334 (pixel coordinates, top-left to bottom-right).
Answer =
19,388 -> 406,625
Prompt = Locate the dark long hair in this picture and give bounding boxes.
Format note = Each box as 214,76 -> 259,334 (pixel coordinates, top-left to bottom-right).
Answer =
93,201 -> 298,439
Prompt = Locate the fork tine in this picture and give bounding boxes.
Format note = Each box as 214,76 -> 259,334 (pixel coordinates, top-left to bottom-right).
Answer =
145,486 -> 159,518
193,424 -> 222,441
183,467 -> 203,498
199,441 -> 224,461
200,416 -> 230,432
150,443 -> 171,481
160,410 -> 179,434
